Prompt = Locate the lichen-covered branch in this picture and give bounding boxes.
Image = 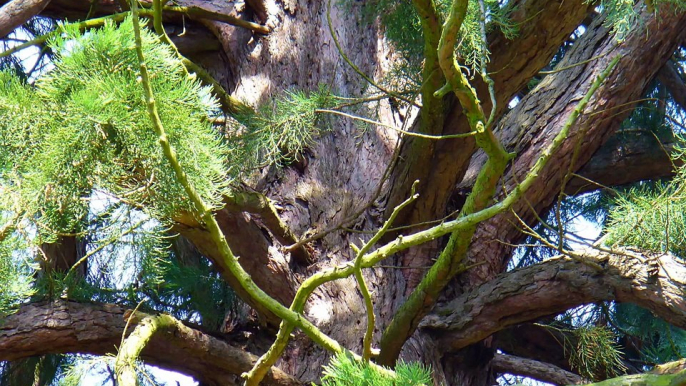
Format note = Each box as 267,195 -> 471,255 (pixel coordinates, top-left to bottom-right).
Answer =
243,185 -> 419,385
377,54 -> 619,365
0,301 -> 301,386
114,312 -> 175,386
582,366 -> 686,386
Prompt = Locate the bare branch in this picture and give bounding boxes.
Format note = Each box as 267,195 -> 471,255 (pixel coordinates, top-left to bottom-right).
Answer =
422,248 -> 686,352
491,353 -> 585,385
0,0 -> 51,39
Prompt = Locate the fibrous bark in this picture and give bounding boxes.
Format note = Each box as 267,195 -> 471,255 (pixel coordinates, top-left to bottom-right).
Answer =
386,0 -> 595,253
422,248 -> 686,351
566,130 -> 679,195
463,6 -> 686,285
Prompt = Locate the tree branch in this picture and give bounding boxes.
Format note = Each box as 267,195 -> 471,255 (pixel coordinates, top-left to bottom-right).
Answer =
462,6 -> 686,286
376,49 -> 618,365
0,301 -> 300,386
565,129 -> 679,195
581,364 -> 686,386
657,60 -> 686,110
491,353 -> 585,385
495,323 -> 576,373
421,248 -> 686,352
385,0 -> 595,237
0,0 -> 51,39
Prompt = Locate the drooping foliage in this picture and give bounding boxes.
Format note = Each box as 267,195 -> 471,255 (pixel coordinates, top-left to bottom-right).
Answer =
359,0 -> 516,72
613,303 -> 686,366
231,86 -> 334,169
319,352 -> 432,386
0,18 -> 230,236
0,16 -> 330,319
0,229 -> 34,317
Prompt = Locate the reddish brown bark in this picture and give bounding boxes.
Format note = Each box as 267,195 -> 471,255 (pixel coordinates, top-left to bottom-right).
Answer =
492,353 -> 585,385
386,0 -> 595,232
422,248 -> 686,352
566,130 -> 679,195
463,7 -> 686,286
0,301 -> 300,386
0,0 -> 51,38
1,1 -> 685,385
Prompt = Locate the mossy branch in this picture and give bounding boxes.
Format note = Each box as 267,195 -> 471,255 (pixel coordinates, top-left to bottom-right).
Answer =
580,366 -> 686,386
147,3 -> 270,34
377,0 -> 510,365
242,53 -> 616,370
377,54 -> 621,365
243,183 -> 419,384
410,0 -> 445,139
353,180 -> 419,361
114,311 -> 176,386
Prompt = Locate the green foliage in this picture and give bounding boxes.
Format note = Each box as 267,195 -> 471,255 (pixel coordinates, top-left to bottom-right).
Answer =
29,200 -> 241,331
0,354 -> 73,386
0,229 -> 35,317
570,325 -> 627,381
137,236 -> 243,331
319,352 -> 432,386
596,0 -> 686,41
231,87 -> 333,170
605,180 -> 686,256
619,80 -> 674,140
356,0 -> 516,73
0,17 -> 229,239
613,303 -> 686,365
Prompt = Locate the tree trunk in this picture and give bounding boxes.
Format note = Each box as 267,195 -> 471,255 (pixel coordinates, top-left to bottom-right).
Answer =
1,1 -> 686,386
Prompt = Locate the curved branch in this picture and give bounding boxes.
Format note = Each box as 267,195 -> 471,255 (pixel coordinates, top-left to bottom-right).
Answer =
421,248 -> 686,352
491,353 -> 585,385
0,301 -> 300,386
376,54 -> 619,366
385,0 -> 595,232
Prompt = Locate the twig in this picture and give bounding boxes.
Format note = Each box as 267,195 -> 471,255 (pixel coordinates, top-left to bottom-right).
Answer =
243,183 -> 419,384
326,0 -> 421,109
315,108 -> 478,140
538,53 -> 609,75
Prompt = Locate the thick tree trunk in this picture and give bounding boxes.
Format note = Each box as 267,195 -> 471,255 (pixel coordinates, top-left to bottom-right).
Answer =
2,1 -> 686,386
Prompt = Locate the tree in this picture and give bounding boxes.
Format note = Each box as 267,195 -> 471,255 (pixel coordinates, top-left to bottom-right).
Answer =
0,0 -> 685,385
